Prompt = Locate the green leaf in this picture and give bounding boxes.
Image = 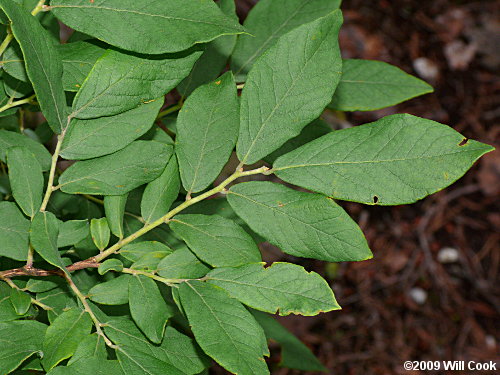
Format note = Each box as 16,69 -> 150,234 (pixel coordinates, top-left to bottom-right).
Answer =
88,275 -> 131,305
157,247 -> 210,279
58,41 -> 106,92
57,220 -> 89,248
176,72 -> 239,193
330,59 -> 434,111
179,281 -> 269,375
231,0 -> 341,80
131,251 -> 169,272
141,154 -> 179,224
177,0 -> 238,97
227,181 -> 372,262
251,310 -> 326,371
31,211 -> 66,272
68,333 -> 107,365
120,241 -> 173,263
0,0 -> 68,133
0,129 -> 51,170
170,214 -> 261,267
41,308 -> 93,371
104,317 -> 203,375
207,262 -> 339,316
6,146 -> 43,217
70,48 -> 202,119
274,114 -> 495,205
9,288 -> 31,315
0,320 -> 47,374
26,278 -> 60,293
128,275 -> 172,344
98,259 -> 123,275
2,41 -> 28,82
36,285 -> 77,323
50,0 -> 244,54
0,201 -> 30,261
236,10 -> 343,165
104,194 -> 128,239
47,357 -> 123,375
59,141 -> 173,195
264,118 -> 331,164
61,100 -> 163,160
2,71 -> 33,98
90,218 -> 110,251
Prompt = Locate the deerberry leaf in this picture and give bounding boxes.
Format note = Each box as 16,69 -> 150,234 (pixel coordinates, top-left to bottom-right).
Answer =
31,211 -> 66,272
104,194 -> 128,239
0,129 -> 51,170
90,218 -> 110,251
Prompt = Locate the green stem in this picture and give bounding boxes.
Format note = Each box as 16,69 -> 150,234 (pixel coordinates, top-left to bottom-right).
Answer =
40,127 -> 67,212
0,94 -> 36,114
31,0 -> 47,16
65,275 -> 117,349
1,277 -> 53,311
120,268 -> 188,286
157,102 -> 182,120
94,166 -> 270,263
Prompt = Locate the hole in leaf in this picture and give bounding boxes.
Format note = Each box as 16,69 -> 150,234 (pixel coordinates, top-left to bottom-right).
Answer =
372,195 -> 379,204
458,138 -> 469,146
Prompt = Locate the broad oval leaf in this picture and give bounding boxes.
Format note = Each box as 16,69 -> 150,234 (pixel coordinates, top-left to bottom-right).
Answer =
61,100 -> 163,160
0,201 -> 30,261
227,181 -> 372,262
90,218 -> 110,251
120,241 -> 173,263
57,220 -> 89,248
141,154 -> 179,224
176,72 -> 239,193
31,211 -> 66,272
169,214 -> 261,267
88,274 -> 131,305
157,247 -> 210,279
274,114 -> 495,205
330,59 -> 434,111
0,129 -> 51,170
41,309 -> 93,371
207,262 -> 339,316
68,333 -> 107,365
0,0 -> 67,133
0,320 -> 47,374
104,193 -> 128,239
231,0 -> 341,80
70,48 -> 202,119
128,275 -> 173,344
178,281 -> 269,375
98,258 -> 123,275
46,357 -> 122,375
7,146 -> 44,217
50,0 -> 245,54
237,10 -> 343,165
9,288 -> 32,315
59,141 -> 173,195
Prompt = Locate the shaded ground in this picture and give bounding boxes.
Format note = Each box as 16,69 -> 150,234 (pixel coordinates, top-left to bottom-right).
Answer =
213,1 -> 500,374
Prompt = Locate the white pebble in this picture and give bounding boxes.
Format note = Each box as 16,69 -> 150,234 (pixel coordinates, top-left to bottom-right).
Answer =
437,247 -> 459,263
409,287 -> 428,305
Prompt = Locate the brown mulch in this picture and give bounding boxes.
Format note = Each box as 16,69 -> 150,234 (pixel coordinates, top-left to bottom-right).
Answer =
211,1 -> 500,374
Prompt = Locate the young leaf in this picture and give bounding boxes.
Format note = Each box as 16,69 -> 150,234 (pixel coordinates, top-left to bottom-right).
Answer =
0,201 -> 30,261
59,141 -> 173,195
6,146 -> 43,217
57,220 -> 89,248
41,308 -> 93,371
0,320 -> 47,374
104,317 -> 206,375
2,41 -> 28,82
141,155 -> 180,224
9,288 -> 31,315
120,241 -> 173,263
177,0 -> 238,97
50,0 -> 245,54
0,0 -> 68,133
237,10 -> 343,164
179,281 -> 270,375
70,48 -> 202,119
46,357 -> 122,375
104,194 -> 128,239
231,0 -> 341,80
58,41 -> 106,92
90,218 -> 110,251
169,214 -> 261,267
61,100 -> 163,160
176,72 -> 239,194
0,129 -> 52,170
98,259 -> 123,275
31,211 -> 66,272
157,247 -> 210,279
128,275 -> 173,344
68,333 -> 107,365
330,59 -> 434,111
251,310 -> 326,371
207,262 -> 339,316
88,275 -> 131,305
274,114 -> 495,205
227,181 -> 372,262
